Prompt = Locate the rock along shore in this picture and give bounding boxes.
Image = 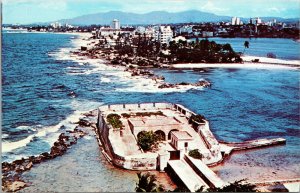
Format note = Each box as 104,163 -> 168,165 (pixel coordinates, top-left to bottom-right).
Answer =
1,110 -> 98,192
70,36 -> 212,90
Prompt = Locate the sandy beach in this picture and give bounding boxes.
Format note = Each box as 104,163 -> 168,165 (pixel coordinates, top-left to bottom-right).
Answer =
171,60 -> 300,70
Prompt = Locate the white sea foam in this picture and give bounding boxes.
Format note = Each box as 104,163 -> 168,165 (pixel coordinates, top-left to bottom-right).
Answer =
2,134 -> 9,139
2,111 -> 85,153
100,77 -> 111,83
53,33 -> 205,93
2,135 -> 35,153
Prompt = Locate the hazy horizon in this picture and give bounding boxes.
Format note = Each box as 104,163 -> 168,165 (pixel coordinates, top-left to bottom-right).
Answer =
3,0 -> 300,25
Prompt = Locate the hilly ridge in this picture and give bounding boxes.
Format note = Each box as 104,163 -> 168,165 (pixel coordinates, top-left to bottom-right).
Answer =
57,10 -> 298,25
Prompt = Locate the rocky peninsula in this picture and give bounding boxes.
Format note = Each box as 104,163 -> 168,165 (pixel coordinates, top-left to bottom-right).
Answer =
68,33 -> 246,90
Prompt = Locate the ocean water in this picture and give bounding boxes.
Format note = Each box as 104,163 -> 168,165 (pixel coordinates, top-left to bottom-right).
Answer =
2,32 -> 300,182
196,37 -> 300,60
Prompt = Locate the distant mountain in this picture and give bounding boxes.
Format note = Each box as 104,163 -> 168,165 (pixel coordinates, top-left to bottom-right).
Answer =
55,10 -> 299,26
57,10 -> 231,25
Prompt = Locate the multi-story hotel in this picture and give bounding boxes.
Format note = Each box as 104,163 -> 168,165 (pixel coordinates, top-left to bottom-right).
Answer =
158,26 -> 173,45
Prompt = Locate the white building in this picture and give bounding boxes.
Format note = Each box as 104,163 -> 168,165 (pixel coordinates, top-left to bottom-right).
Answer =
170,131 -> 195,152
111,19 -> 120,29
158,26 -> 173,45
231,17 -> 237,25
179,25 -> 193,34
251,17 -> 262,25
231,17 -> 242,25
173,36 -> 186,43
256,17 -> 262,24
50,22 -> 62,29
135,26 -> 146,34
99,27 -> 121,36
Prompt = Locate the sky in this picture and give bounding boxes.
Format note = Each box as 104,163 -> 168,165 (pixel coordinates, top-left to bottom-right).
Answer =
2,0 -> 300,24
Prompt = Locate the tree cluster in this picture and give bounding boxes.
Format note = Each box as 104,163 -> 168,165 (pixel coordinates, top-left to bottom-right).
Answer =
106,114 -> 123,129
137,131 -> 161,151
188,149 -> 204,160
168,39 -> 242,63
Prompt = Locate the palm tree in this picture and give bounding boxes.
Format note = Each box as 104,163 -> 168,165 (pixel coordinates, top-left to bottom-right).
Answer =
135,172 -> 164,192
207,179 -> 257,192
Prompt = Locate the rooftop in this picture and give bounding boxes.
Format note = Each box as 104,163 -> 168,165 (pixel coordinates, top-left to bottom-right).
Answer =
172,131 -> 193,140
128,116 -> 181,128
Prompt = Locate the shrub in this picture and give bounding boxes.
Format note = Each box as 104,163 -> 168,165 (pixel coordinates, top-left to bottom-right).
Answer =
207,179 -> 257,192
121,113 -> 131,118
188,149 -> 204,159
107,114 -> 123,128
137,131 -> 160,151
135,111 -> 165,117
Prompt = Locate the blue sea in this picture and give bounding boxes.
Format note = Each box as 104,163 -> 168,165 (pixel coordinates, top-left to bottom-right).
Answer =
2,32 -> 300,182
196,37 -> 300,60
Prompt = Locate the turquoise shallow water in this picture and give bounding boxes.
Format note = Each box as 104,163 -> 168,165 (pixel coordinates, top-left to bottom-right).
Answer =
2,32 -> 300,184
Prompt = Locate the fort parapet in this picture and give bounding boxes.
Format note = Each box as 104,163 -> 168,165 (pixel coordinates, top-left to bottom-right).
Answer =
96,102 -> 286,191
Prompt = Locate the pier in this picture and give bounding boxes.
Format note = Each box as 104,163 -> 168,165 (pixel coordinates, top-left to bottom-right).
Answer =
166,154 -> 226,191
219,138 -> 286,156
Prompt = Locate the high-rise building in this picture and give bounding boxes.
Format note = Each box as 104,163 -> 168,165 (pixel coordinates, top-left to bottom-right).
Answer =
231,17 -> 237,25
256,17 -> 262,24
158,26 -> 173,45
50,22 -> 62,29
236,17 -> 241,25
111,19 -> 120,29
231,17 -> 241,25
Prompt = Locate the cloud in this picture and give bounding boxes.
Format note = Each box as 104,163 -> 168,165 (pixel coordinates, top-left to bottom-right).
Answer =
200,1 -> 229,13
3,0 -> 68,10
267,7 -> 286,13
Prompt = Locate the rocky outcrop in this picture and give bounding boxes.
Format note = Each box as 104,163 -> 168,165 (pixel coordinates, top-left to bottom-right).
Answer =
2,109 -> 98,192
5,181 -> 27,192
194,80 -> 211,88
73,41 -> 213,91
158,83 -> 176,89
158,80 -> 211,89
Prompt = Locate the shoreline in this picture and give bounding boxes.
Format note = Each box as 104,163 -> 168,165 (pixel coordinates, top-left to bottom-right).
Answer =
171,61 -> 299,70
2,110 -> 176,192
70,34 -> 300,190
2,32 -> 300,190
69,34 -> 299,94
70,32 -> 300,70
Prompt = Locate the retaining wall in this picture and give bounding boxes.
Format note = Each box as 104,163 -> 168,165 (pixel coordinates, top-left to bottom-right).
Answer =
97,108 -> 157,170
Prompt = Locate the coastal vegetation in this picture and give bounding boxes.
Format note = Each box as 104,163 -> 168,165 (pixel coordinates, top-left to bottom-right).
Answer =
135,172 -> 164,192
112,38 -> 242,66
106,114 -> 123,129
167,39 -> 242,63
206,179 -> 257,192
135,173 -> 257,192
188,149 -> 204,159
137,131 -> 161,151
121,111 -> 165,118
135,111 -> 165,117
